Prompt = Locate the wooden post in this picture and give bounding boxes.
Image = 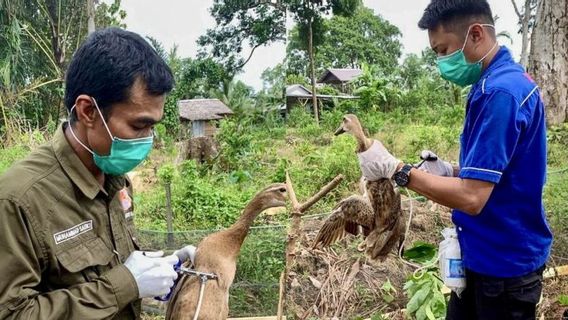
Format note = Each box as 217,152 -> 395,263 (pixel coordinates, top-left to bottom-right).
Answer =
277,173 -> 344,319
308,17 -> 319,125
165,182 -> 174,248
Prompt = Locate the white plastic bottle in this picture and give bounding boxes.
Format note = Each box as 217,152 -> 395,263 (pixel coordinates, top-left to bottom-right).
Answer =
439,228 -> 466,297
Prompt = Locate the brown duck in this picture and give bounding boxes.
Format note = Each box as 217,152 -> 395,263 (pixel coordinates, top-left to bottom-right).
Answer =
312,114 -> 405,260
166,184 -> 288,320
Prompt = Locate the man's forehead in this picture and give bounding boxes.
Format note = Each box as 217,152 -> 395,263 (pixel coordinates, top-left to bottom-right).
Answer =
113,85 -> 165,122
429,25 -> 461,47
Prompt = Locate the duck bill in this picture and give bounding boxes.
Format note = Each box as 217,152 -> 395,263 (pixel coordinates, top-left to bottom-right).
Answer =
334,126 -> 346,136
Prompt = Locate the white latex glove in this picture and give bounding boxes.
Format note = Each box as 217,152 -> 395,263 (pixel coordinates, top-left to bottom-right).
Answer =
357,140 -> 401,181
174,245 -> 196,264
124,250 -> 179,298
419,150 -> 454,177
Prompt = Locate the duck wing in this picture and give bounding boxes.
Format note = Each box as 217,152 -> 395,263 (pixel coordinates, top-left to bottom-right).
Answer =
365,215 -> 406,260
365,179 -> 401,230
312,195 -> 374,248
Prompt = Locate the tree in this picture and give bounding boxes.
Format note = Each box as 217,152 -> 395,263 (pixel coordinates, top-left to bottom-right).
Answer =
198,0 -> 361,124
0,0 -> 126,143
87,0 -> 96,34
528,0 -> 568,125
156,42 -> 231,135
286,7 -> 402,77
510,0 -> 538,67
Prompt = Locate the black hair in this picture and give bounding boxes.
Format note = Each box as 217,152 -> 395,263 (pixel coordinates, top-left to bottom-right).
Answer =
65,27 -> 174,122
418,0 -> 494,36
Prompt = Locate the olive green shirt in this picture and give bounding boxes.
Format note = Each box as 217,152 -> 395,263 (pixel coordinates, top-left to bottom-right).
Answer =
0,125 -> 142,319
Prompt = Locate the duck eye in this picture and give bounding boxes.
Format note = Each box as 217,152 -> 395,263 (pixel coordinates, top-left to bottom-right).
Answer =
279,188 -> 286,193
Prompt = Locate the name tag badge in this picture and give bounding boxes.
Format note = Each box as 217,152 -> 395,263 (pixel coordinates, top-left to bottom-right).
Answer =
53,220 -> 93,244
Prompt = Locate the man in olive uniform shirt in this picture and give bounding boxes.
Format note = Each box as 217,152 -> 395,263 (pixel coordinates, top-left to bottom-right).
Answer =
0,28 -> 194,319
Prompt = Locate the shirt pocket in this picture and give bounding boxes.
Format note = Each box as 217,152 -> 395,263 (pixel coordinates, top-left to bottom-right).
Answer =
55,233 -> 114,286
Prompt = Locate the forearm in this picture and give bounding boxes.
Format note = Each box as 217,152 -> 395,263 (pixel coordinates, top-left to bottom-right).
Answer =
406,167 -> 492,215
0,265 -> 138,320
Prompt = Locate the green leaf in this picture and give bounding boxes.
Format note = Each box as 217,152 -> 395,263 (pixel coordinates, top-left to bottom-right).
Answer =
559,294 -> 568,306
407,283 -> 432,313
403,241 -> 437,263
381,278 -> 397,294
382,293 -> 395,303
425,302 -> 436,320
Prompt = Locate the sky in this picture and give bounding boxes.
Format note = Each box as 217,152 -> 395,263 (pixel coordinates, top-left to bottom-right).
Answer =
115,0 -> 523,91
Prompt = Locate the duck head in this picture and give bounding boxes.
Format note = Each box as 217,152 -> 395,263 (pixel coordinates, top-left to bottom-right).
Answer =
255,183 -> 288,210
334,114 -> 372,152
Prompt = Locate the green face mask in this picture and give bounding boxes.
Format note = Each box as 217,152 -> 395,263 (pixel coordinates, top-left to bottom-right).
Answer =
69,98 -> 154,176
437,24 -> 497,87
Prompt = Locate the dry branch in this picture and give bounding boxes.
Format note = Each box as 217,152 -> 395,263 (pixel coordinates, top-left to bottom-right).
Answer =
277,172 -> 344,320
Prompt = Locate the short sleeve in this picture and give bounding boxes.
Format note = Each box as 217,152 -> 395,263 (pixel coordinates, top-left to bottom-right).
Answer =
459,91 -> 526,184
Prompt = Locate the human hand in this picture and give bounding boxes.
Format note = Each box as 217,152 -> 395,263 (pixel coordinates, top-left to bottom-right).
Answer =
418,150 -> 454,177
174,245 -> 196,264
124,251 -> 179,298
357,140 -> 401,181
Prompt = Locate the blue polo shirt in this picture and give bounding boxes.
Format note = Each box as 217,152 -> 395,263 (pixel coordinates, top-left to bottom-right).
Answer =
452,46 -> 553,278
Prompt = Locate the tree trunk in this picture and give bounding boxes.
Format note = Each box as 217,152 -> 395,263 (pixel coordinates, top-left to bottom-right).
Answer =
511,0 -> 536,67
308,18 -> 319,124
520,0 -> 531,67
528,0 -> 568,125
87,0 -> 96,35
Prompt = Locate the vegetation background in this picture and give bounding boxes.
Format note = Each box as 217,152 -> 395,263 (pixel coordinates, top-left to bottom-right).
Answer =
1,0 -> 567,318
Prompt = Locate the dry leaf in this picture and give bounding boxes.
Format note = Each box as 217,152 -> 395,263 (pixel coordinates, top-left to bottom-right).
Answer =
309,276 -> 322,289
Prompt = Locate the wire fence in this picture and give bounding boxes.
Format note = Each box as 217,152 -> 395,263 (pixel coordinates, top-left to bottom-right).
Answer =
137,225 -> 288,317
137,169 -> 568,317
135,197 -> 430,317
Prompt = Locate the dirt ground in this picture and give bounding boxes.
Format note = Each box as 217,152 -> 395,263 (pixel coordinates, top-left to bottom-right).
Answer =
285,198 -> 568,319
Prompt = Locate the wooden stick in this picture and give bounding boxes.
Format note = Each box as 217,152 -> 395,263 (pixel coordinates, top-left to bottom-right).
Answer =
278,172 -> 344,320
299,174 -> 344,213
276,271 -> 285,319
285,171 -> 301,213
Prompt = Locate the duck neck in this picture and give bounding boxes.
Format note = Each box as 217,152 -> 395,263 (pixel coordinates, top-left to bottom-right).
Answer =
229,198 -> 266,243
352,126 -> 371,152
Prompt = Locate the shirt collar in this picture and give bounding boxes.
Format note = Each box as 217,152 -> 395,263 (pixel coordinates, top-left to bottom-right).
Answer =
52,123 -> 104,200
481,46 -> 514,78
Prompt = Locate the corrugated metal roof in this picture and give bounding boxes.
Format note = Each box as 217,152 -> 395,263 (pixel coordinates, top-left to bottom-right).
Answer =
318,68 -> 362,84
178,99 -> 234,121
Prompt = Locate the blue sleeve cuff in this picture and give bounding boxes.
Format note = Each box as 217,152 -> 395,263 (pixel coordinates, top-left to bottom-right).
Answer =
459,167 -> 502,184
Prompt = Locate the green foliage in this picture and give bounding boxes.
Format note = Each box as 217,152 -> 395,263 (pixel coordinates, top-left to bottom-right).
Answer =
210,80 -> 255,115
380,278 -> 397,303
403,242 -> 438,264
216,118 -> 256,171
558,294 -> 568,306
287,7 -> 402,76
0,0 -> 127,141
548,123 -> 568,145
544,169 -> 568,259
157,164 -> 175,184
404,271 -> 447,320
0,144 -> 28,175
159,48 -> 231,136
198,0 -> 362,74
137,160 -> 251,230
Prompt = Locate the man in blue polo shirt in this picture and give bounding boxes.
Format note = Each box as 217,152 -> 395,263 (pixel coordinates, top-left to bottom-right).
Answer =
357,0 -> 553,319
